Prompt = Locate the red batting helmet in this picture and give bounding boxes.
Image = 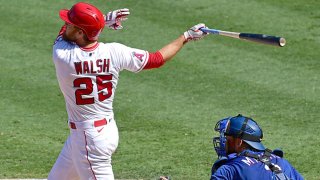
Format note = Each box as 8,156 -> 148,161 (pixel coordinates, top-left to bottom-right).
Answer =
59,2 -> 105,41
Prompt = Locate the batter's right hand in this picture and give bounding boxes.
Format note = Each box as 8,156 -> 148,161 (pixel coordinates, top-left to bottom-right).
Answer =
105,8 -> 130,30
183,23 -> 208,42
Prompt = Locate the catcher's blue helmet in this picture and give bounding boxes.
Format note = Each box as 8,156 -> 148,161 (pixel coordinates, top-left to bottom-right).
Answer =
213,114 -> 265,157
225,114 -> 265,151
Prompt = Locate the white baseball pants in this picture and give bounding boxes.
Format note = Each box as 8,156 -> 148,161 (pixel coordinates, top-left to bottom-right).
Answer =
48,118 -> 119,180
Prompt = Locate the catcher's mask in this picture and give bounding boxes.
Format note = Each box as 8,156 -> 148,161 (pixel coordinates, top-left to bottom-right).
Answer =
213,117 -> 230,158
213,114 -> 265,158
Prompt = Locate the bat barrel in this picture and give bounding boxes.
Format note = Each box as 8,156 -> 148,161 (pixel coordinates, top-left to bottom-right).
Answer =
239,33 -> 286,47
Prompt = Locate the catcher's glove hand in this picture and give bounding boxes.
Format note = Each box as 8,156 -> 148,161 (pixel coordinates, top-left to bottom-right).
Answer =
105,8 -> 130,30
159,176 -> 171,180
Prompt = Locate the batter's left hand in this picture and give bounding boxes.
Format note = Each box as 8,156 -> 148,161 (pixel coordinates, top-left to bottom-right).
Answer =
105,8 -> 130,30
183,23 -> 208,42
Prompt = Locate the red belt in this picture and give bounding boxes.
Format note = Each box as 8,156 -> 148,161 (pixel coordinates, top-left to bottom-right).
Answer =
69,118 -> 107,129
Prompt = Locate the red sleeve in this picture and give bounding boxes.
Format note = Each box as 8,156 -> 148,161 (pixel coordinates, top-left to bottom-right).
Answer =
143,51 -> 165,69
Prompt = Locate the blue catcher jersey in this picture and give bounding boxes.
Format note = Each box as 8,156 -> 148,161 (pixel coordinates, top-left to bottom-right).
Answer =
211,150 -> 304,180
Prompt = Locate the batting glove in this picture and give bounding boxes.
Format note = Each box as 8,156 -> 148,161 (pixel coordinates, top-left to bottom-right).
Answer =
105,8 -> 130,30
183,23 -> 208,42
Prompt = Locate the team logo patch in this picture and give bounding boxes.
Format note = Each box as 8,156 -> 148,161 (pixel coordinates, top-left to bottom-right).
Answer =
132,52 -> 144,61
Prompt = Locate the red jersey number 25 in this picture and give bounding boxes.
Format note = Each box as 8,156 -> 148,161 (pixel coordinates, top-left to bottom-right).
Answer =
73,74 -> 113,105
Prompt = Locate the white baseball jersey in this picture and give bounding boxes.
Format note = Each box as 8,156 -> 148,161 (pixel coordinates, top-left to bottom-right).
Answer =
53,35 -> 149,122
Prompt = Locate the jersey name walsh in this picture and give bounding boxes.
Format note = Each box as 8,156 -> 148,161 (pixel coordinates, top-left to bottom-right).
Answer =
74,59 -> 110,75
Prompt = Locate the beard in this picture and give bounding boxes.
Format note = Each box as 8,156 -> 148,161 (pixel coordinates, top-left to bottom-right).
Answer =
62,31 -> 77,42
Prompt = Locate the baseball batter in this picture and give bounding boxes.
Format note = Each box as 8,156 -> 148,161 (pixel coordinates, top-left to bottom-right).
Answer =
48,2 -> 208,180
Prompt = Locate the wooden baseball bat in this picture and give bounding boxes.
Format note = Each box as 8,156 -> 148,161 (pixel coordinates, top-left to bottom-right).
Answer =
200,28 -> 286,47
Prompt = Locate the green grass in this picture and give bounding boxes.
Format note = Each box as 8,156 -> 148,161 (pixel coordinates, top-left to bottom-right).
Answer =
0,0 -> 319,179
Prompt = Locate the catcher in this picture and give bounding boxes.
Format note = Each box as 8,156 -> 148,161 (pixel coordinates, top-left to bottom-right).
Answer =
211,114 -> 304,179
